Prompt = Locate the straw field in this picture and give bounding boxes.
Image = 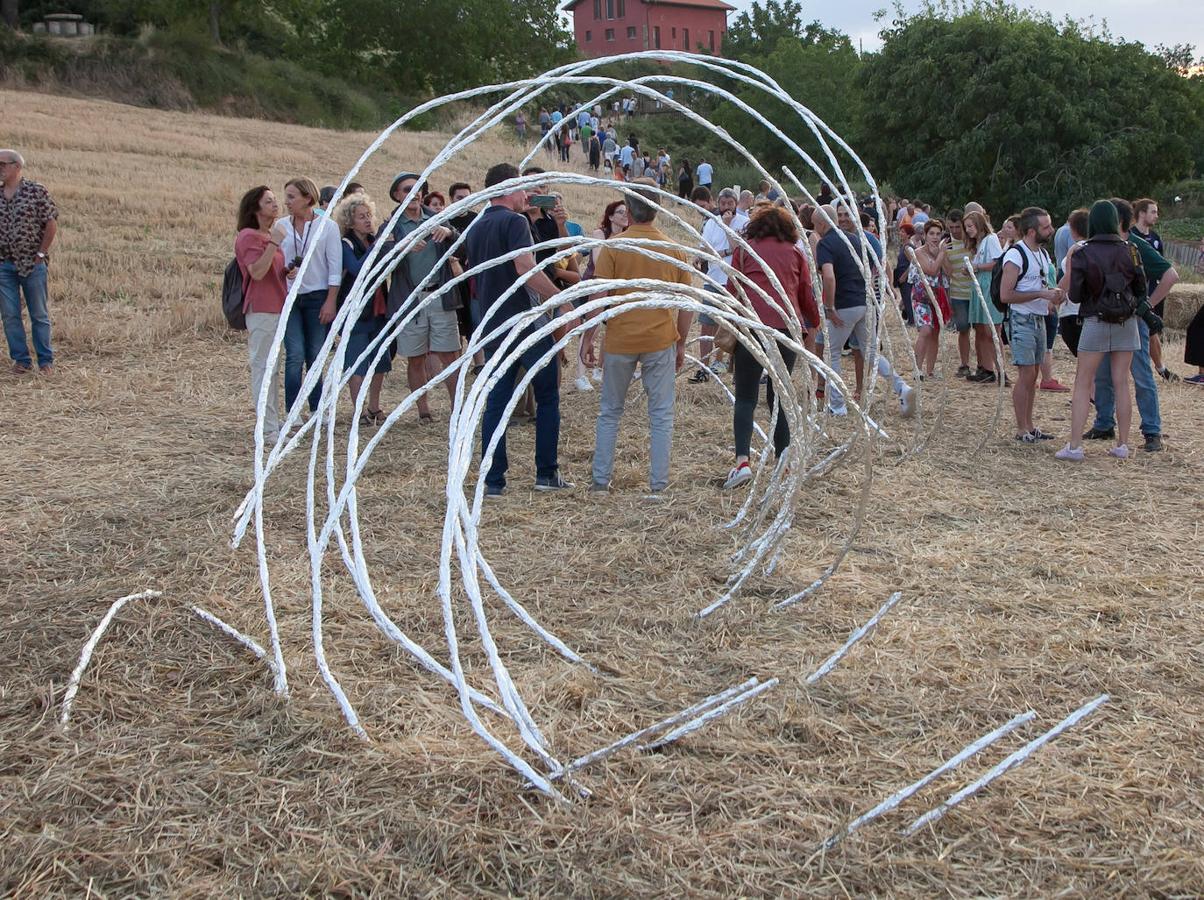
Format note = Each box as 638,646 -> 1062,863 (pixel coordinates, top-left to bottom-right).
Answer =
3,88 -> 1203,896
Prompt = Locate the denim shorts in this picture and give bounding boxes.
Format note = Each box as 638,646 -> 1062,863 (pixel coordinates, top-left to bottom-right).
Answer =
950,297 -> 971,333
1007,311 -> 1047,366
698,283 -> 723,327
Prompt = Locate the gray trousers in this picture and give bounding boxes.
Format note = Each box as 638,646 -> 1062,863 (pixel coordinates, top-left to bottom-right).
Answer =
592,344 -> 676,490
825,305 -> 868,412
246,312 -> 283,441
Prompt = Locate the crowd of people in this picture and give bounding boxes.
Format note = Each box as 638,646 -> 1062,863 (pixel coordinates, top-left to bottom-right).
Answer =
4,138 -> 1203,495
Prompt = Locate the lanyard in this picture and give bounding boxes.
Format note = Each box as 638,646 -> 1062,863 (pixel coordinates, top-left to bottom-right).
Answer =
292,215 -> 311,262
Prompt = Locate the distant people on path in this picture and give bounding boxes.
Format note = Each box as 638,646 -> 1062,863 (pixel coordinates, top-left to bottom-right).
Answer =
276,176 -> 342,416
1055,200 -> 1147,461
695,158 -> 713,189
333,192 -> 392,426
516,111 -> 527,142
722,205 -> 815,489
234,186 -> 287,442
380,172 -> 461,424
467,163 -> 574,496
582,181 -> 693,496
0,148 -> 58,376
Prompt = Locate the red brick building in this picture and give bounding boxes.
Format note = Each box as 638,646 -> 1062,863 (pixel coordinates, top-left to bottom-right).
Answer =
565,0 -> 735,59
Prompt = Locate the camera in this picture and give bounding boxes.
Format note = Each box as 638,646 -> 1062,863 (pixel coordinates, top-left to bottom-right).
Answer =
529,194 -> 558,210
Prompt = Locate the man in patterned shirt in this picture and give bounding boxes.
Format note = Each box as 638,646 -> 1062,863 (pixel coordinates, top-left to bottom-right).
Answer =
0,149 -> 59,375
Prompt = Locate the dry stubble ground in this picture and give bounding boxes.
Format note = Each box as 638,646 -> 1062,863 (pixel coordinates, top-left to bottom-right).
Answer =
1,89 -> 1203,897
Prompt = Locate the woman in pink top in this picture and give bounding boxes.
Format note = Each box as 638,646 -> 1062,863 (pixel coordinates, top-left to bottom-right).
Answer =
234,185 -> 287,443
722,205 -> 817,489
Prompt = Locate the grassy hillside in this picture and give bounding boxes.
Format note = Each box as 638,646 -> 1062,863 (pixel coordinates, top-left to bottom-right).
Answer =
2,89 -> 1204,896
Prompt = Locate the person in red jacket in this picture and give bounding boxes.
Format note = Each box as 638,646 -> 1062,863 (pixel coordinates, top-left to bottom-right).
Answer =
722,205 -> 817,489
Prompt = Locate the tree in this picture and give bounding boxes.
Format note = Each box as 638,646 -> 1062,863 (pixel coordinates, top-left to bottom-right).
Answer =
859,2 -> 1202,215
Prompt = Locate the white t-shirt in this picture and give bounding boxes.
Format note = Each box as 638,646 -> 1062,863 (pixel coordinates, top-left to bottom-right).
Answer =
1002,241 -> 1050,316
700,211 -> 749,287
696,162 -> 713,185
280,214 -> 343,294
1059,242 -> 1086,317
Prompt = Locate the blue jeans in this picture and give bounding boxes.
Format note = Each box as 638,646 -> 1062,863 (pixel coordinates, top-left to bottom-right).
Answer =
284,290 -> 328,413
0,261 -> 52,368
592,345 -> 676,490
481,328 -> 561,489
1093,318 -> 1160,436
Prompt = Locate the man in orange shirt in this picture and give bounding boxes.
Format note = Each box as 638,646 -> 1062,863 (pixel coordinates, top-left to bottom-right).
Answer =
582,181 -> 694,495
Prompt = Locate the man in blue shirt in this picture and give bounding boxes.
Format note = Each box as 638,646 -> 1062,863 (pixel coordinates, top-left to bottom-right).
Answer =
466,163 -> 576,494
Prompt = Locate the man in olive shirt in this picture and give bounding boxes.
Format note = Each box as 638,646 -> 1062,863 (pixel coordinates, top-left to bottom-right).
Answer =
582,181 -> 693,494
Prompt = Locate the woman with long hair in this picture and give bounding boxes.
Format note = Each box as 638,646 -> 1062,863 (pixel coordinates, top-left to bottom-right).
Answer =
722,205 -> 817,489
963,209 -> 1006,382
677,158 -> 694,199
333,193 -> 393,425
572,200 -> 630,391
1055,200 -> 1146,460
908,219 -> 951,377
234,186 -> 287,442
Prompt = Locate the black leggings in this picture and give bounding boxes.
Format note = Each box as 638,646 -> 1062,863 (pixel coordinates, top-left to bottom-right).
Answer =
1059,316 -> 1081,357
733,330 -> 798,459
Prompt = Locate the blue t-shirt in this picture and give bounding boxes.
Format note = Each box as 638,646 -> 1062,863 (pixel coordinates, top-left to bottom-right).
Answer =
466,205 -> 539,339
816,229 -> 878,309
551,110 -> 563,125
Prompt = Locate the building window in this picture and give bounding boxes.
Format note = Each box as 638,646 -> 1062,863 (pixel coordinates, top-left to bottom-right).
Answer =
593,0 -> 601,18
709,30 -> 715,51
617,0 -> 625,16
605,0 -> 614,19
605,27 -> 615,41
671,27 -> 676,39
585,30 -> 592,41
653,26 -> 661,49
683,28 -> 690,50
626,25 -> 636,39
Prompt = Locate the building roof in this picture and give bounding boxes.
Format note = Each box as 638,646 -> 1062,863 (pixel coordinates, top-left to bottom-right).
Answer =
564,0 -> 735,10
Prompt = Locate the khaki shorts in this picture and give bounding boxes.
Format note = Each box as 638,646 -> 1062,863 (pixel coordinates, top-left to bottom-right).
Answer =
397,302 -> 461,357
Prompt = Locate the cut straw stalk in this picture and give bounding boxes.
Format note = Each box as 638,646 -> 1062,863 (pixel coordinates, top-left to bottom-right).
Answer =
904,694 -> 1110,836
803,591 -> 904,680
823,710 -> 1037,848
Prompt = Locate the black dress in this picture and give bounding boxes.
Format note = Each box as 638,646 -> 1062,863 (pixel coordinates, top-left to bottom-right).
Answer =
1186,304 -> 1204,367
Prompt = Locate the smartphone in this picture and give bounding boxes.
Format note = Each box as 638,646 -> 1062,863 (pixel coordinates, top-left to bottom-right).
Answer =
529,194 -> 558,209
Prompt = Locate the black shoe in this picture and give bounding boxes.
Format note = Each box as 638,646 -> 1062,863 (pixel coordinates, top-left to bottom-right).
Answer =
1083,427 -> 1114,441
535,473 -> 576,491
956,364 -> 972,378
967,370 -> 996,383
1141,434 -> 1164,452
688,367 -> 710,384
1031,428 -> 1056,441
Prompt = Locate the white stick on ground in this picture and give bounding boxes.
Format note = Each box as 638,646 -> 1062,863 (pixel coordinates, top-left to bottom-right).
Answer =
60,589 -> 163,727
562,678 -> 760,775
803,591 -> 904,681
823,710 -> 1036,847
639,678 -> 780,751
189,605 -> 274,672
903,694 -> 1110,836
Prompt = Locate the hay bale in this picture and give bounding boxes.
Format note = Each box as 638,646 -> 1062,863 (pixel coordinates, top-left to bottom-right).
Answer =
1164,284 -> 1204,330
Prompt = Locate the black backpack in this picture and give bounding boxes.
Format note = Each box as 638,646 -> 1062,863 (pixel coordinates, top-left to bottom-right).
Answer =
222,258 -> 248,330
1096,245 -> 1141,324
988,245 -> 1030,314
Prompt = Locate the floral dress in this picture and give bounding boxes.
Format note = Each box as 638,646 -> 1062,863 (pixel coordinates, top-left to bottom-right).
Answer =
908,253 -> 951,330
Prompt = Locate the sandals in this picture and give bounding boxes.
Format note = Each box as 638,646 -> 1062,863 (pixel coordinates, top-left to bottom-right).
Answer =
358,408 -> 385,427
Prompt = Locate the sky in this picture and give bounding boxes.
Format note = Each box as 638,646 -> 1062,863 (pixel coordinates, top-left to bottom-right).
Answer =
721,0 -> 1204,56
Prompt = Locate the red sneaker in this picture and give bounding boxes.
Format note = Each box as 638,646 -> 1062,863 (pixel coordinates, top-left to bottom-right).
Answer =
1040,378 -> 1070,393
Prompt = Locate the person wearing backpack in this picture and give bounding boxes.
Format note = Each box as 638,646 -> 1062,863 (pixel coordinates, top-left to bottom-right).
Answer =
999,207 -> 1062,443
234,186 -> 287,443
1054,200 -> 1147,461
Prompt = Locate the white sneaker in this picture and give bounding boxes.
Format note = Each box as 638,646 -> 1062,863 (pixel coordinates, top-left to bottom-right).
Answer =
574,375 -> 594,392
723,461 -> 753,489
898,385 -> 916,418
591,368 -> 603,383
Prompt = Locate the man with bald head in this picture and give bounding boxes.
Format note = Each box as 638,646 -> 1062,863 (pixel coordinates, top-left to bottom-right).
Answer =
0,149 -> 59,375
